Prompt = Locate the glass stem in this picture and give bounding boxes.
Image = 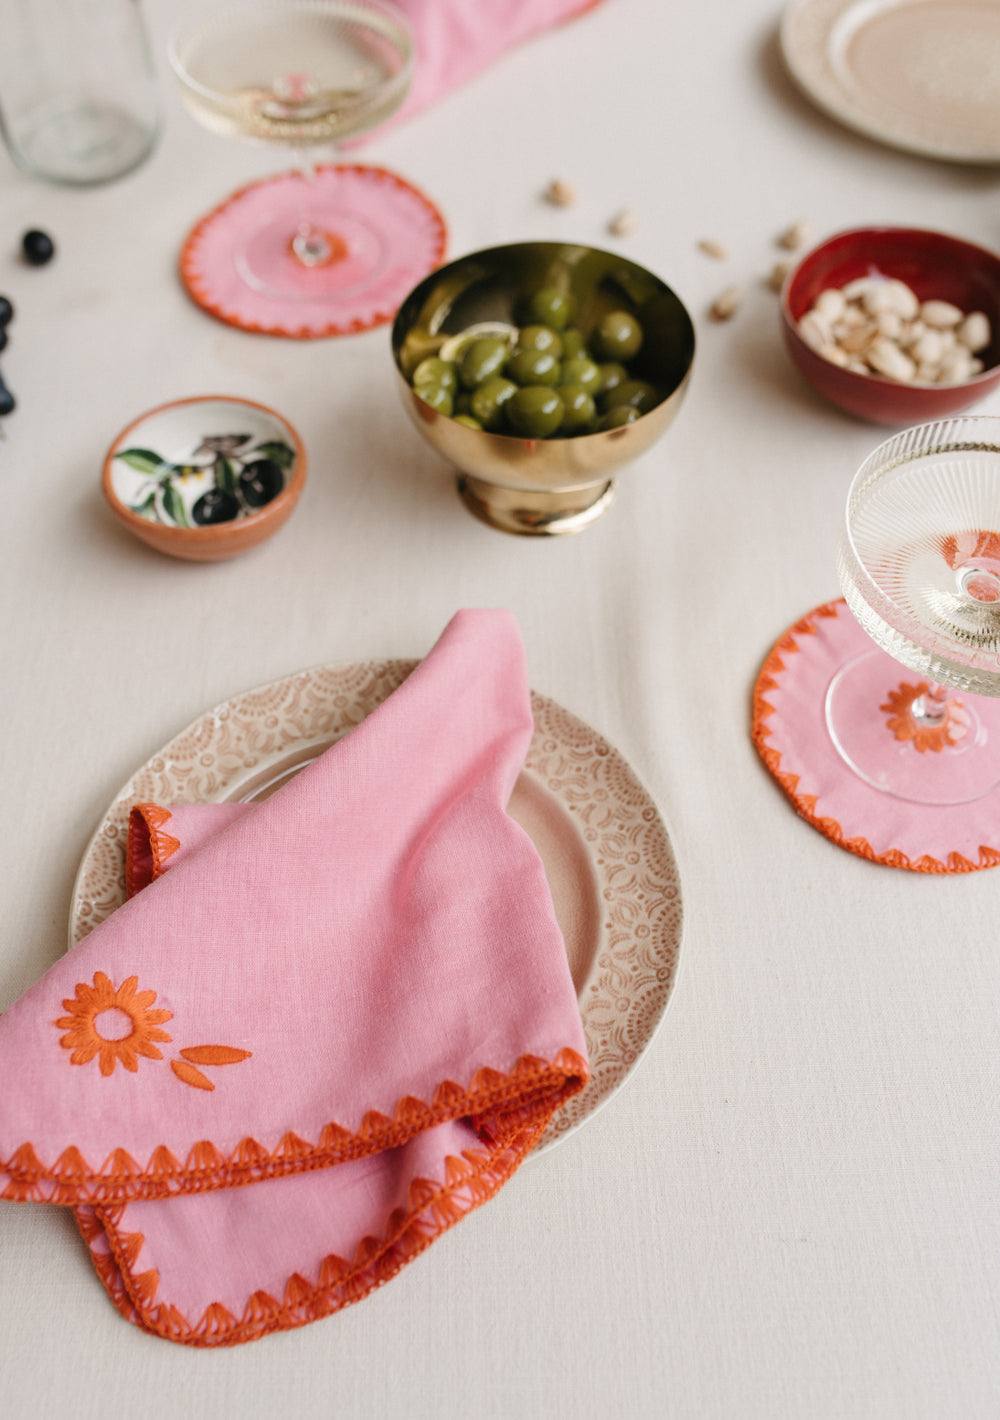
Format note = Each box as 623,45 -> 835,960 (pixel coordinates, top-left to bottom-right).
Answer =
911,681 -> 952,725
290,149 -> 333,267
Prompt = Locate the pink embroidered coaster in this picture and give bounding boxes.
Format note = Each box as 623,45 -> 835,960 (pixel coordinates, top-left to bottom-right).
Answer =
752,599 -> 1000,872
0,610 -> 588,1345
179,165 -> 447,339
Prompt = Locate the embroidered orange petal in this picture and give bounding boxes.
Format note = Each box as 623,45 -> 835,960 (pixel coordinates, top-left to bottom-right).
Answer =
69,1041 -> 101,1066
179,1046 -> 252,1066
171,1059 -> 214,1091
61,994 -> 92,1016
135,1039 -> 166,1061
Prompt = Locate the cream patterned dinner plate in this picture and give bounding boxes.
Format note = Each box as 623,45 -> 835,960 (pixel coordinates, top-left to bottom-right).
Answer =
780,0 -> 1000,164
69,661 -> 683,1155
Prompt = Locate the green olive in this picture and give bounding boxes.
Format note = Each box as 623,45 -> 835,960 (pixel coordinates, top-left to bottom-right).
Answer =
453,414 -> 483,430
412,356 -> 458,394
459,337 -> 510,389
470,375 -> 517,430
598,404 -> 641,430
559,328 -> 590,361
521,287 -> 572,330
505,385 -> 565,438
558,384 -> 597,434
559,357 -> 601,397
416,384 -> 454,416
516,324 -> 563,357
603,378 -> 659,414
592,309 -> 643,361
507,347 -> 561,387
595,362 -> 629,399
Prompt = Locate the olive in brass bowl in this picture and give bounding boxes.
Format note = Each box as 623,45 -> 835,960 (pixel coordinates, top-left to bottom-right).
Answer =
391,241 -> 696,536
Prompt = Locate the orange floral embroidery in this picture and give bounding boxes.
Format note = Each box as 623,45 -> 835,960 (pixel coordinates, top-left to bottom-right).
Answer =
881,681 -> 970,753
54,974 -> 251,1091
55,973 -> 173,1077
170,1046 -> 252,1092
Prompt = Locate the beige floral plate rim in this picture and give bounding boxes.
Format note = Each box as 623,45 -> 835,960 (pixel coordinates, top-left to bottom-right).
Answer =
69,659 -> 684,1156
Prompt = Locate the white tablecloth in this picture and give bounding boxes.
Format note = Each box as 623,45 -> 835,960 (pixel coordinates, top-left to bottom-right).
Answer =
2,1 -> 998,1415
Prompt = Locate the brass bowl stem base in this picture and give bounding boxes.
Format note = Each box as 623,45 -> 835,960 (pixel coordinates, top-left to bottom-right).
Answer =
457,474 -> 617,536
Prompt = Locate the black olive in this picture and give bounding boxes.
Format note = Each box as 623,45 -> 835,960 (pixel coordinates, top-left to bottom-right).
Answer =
22,230 -> 55,266
0,296 -> 13,325
191,489 -> 239,525
238,458 -> 284,508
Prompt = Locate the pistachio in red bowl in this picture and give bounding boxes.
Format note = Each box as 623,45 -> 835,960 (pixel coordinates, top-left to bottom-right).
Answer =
780,226 -> 1000,425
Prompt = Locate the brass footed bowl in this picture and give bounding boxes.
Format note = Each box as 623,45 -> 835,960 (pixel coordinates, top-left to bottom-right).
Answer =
391,241 -> 696,536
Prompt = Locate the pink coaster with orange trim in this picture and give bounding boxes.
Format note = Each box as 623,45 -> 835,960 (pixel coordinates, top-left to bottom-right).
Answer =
752,599 -> 1000,872
179,164 -> 447,339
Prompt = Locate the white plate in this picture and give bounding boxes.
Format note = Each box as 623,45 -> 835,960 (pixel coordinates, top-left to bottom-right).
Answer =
70,661 -> 683,1155
781,0 -> 1000,163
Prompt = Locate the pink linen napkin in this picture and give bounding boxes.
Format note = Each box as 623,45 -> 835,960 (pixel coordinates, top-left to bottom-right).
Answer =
0,609 -> 588,1346
365,0 -> 606,134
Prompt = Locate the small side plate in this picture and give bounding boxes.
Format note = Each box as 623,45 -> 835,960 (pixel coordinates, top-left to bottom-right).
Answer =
781,0 -> 1000,164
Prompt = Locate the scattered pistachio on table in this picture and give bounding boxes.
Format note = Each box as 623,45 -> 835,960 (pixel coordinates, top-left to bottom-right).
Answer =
777,219 -> 811,251
768,258 -> 794,292
709,285 -> 742,321
796,277 -> 992,382
608,207 -> 639,237
698,237 -> 729,260
543,177 -> 577,207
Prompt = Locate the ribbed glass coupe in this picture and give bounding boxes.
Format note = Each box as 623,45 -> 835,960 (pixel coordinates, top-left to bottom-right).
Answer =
831,416 -> 1000,805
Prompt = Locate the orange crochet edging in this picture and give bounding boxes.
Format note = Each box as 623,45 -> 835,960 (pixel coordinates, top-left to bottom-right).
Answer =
126,806 -> 180,898
1,1049 -> 588,1205
76,1099 -> 554,1348
751,599 -> 1000,874
179,165 -> 448,340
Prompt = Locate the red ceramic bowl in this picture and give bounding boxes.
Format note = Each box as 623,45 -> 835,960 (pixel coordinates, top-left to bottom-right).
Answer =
780,226 -> 1000,425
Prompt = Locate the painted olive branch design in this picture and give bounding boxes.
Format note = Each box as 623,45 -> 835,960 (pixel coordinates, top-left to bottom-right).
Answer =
115,433 -> 295,527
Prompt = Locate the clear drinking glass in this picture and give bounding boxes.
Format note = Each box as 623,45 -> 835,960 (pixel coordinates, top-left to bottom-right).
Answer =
169,0 -> 414,302
831,416 -> 1000,804
0,0 -> 161,186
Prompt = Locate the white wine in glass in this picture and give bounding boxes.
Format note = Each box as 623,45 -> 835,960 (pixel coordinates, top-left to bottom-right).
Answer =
170,0 -> 414,299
